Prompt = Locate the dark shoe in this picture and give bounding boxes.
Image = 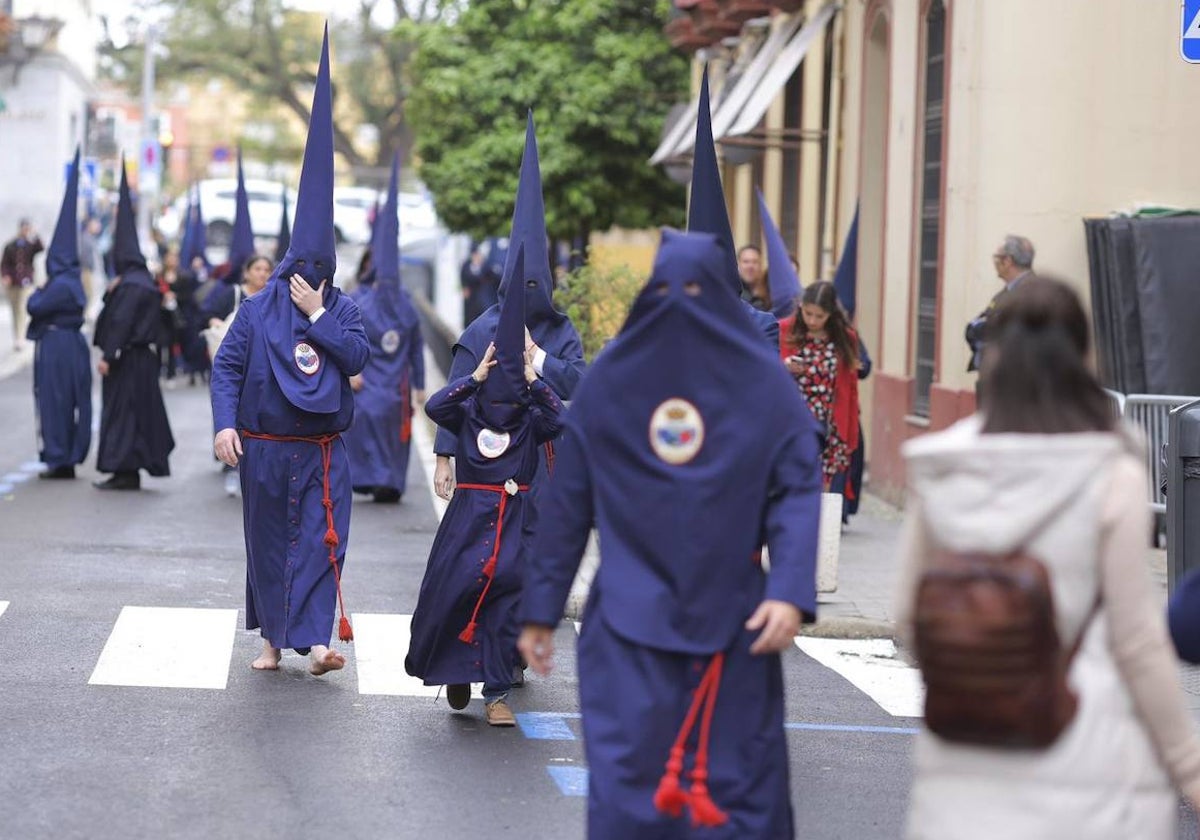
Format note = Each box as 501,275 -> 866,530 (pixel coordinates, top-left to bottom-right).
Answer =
446,683 -> 471,711
352,485 -> 377,496
94,472 -> 140,491
485,699 -> 516,727
372,487 -> 402,504
38,466 -> 75,480
512,665 -> 526,687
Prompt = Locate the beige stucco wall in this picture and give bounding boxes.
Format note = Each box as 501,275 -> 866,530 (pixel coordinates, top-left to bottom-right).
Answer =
938,0 -> 1200,390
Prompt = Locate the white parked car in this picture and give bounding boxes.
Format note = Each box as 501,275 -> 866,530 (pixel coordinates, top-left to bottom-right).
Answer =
158,179 -> 298,246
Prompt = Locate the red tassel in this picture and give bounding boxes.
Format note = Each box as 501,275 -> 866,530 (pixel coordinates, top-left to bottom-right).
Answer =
338,616 -> 354,642
324,528 -> 339,548
458,622 -> 477,644
653,748 -> 689,818
482,556 -> 497,577
687,779 -> 728,828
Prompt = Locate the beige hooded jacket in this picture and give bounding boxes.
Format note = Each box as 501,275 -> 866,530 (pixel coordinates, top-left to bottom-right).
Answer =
896,416 -> 1200,840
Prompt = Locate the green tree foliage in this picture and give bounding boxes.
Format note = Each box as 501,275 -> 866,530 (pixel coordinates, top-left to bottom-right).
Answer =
407,0 -> 689,244
101,0 -> 455,172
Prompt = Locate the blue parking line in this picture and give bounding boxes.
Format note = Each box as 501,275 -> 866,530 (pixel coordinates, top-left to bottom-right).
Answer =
0,484 -> 14,495
516,711 -> 581,740
2,472 -> 31,484
786,723 -> 919,735
546,765 -> 588,796
19,461 -> 44,473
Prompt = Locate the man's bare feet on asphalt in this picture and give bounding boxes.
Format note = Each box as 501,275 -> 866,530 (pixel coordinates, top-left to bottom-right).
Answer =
309,645 -> 346,676
251,641 -> 281,671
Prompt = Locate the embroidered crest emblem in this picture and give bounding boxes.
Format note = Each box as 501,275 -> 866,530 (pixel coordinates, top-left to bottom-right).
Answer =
649,398 -> 704,465
381,329 -> 401,354
294,342 -> 320,376
477,428 -> 511,459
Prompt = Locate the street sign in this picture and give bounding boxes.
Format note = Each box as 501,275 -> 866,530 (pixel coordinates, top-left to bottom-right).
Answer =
1184,0 -> 1200,63
67,157 -> 99,198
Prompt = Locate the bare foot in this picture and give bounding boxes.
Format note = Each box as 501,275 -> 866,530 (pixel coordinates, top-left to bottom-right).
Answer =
251,641 -> 281,671
309,645 -> 346,676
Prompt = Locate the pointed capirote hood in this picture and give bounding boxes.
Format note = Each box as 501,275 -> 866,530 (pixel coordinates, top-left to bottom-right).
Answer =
184,186 -> 211,269
46,147 -> 82,282
274,187 -> 291,264
225,147 -> 256,283
112,157 -> 153,287
479,243 -> 529,431
259,24 -> 345,415
686,66 -> 740,296
756,188 -> 801,319
270,23 -> 336,291
177,183 -> 195,269
833,205 -> 859,318
359,153 -> 419,344
372,155 -> 400,283
497,111 -> 561,327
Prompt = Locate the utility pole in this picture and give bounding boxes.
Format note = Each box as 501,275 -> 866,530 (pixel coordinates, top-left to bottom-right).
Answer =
136,24 -> 157,253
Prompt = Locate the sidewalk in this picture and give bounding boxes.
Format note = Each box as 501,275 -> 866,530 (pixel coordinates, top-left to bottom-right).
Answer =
0,303 -> 34,380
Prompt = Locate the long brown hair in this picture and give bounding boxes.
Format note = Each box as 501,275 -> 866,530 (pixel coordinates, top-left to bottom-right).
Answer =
789,281 -> 858,369
980,276 -> 1115,434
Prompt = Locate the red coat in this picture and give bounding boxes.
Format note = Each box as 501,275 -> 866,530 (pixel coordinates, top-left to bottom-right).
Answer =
778,316 -> 861,457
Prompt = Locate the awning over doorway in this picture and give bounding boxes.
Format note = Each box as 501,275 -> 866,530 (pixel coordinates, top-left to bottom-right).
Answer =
649,2 -> 838,165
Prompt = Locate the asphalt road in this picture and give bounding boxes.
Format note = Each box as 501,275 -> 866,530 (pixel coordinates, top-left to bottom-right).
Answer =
0,362 -> 913,840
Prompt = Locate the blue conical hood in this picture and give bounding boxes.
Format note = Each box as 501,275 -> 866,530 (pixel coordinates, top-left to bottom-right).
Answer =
177,183 -> 195,268
273,24 -> 336,289
46,147 -> 81,281
498,111 -> 560,326
225,147 -> 255,283
259,24 -> 344,415
113,157 -> 148,277
833,205 -> 859,318
188,186 -> 210,269
756,188 -> 801,318
372,155 -> 400,283
686,66 -> 740,296
274,187 -> 291,264
480,242 -> 528,430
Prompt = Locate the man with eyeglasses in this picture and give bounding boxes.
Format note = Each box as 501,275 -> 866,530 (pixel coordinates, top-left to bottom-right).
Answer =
965,234 -> 1035,377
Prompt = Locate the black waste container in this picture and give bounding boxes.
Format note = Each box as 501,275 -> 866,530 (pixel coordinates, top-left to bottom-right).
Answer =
1167,399 -> 1200,590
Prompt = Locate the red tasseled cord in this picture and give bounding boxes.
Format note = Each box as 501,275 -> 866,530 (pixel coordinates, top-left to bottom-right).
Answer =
688,654 -> 728,828
457,489 -> 510,644
543,442 -> 556,477
654,658 -> 721,821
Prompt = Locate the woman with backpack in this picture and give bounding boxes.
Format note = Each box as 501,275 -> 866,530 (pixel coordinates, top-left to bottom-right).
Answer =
896,277 -> 1200,839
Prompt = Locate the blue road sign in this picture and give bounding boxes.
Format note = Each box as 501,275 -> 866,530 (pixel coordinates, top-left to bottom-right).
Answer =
1184,0 -> 1200,63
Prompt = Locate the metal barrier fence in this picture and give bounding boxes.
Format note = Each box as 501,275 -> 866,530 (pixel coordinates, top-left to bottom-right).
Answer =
1119,394 -> 1197,515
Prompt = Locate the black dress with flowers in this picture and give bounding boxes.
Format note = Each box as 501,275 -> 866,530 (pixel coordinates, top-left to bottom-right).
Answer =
793,335 -> 850,480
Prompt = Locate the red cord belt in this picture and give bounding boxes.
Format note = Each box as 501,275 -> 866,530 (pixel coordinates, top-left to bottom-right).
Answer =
241,430 -> 353,642
454,482 -> 529,644
653,653 -> 729,828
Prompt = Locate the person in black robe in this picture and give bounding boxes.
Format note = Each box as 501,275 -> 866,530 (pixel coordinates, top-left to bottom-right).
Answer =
92,160 -> 176,490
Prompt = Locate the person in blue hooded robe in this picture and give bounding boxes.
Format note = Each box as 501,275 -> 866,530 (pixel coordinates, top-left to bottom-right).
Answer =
432,113 -> 585,503
200,149 -> 255,330
345,156 -> 426,503
519,230 -> 824,838
27,148 -> 92,479
407,245 -> 563,726
92,160 -> 175,490
210,29 -> 369,676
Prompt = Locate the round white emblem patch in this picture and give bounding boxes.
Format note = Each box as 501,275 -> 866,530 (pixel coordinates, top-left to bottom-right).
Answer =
476,428 -> 512,459
380,329 -> 401,355
649,398 -> 705,465
294,342 -> 320,376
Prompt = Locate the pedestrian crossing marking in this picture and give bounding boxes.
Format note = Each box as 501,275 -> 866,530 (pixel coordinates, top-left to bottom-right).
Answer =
2,472 -> 31,484
353,612 -> 482,699
794,637 -> 924,718
0,601 -> 7,619
89,606 -> 239,690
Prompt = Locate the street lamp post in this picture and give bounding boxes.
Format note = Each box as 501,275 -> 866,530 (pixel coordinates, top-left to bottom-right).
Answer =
0,14 -> 64,85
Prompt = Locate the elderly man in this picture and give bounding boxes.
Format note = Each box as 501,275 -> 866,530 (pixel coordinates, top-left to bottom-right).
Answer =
965,234 -> 1035,373
737,244 -> 769,311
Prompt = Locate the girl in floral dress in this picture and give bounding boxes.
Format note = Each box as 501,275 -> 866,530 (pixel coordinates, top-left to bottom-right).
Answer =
779,281 -> 861,489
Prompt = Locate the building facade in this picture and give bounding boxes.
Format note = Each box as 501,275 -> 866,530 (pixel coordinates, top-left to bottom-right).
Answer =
658,0 -> 1200,501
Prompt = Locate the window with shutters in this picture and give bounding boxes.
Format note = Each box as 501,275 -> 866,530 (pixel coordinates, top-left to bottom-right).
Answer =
912,0 -> 945,417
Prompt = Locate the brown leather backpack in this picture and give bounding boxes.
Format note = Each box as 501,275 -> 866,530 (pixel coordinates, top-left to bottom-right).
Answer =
913,549 -> 1099,748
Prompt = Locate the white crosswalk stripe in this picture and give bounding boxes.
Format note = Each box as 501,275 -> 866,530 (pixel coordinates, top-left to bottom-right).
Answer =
0,601 -> 8,619
795,637 -> 924,718
89,606 -> 239,690
353,611 -> 482,699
